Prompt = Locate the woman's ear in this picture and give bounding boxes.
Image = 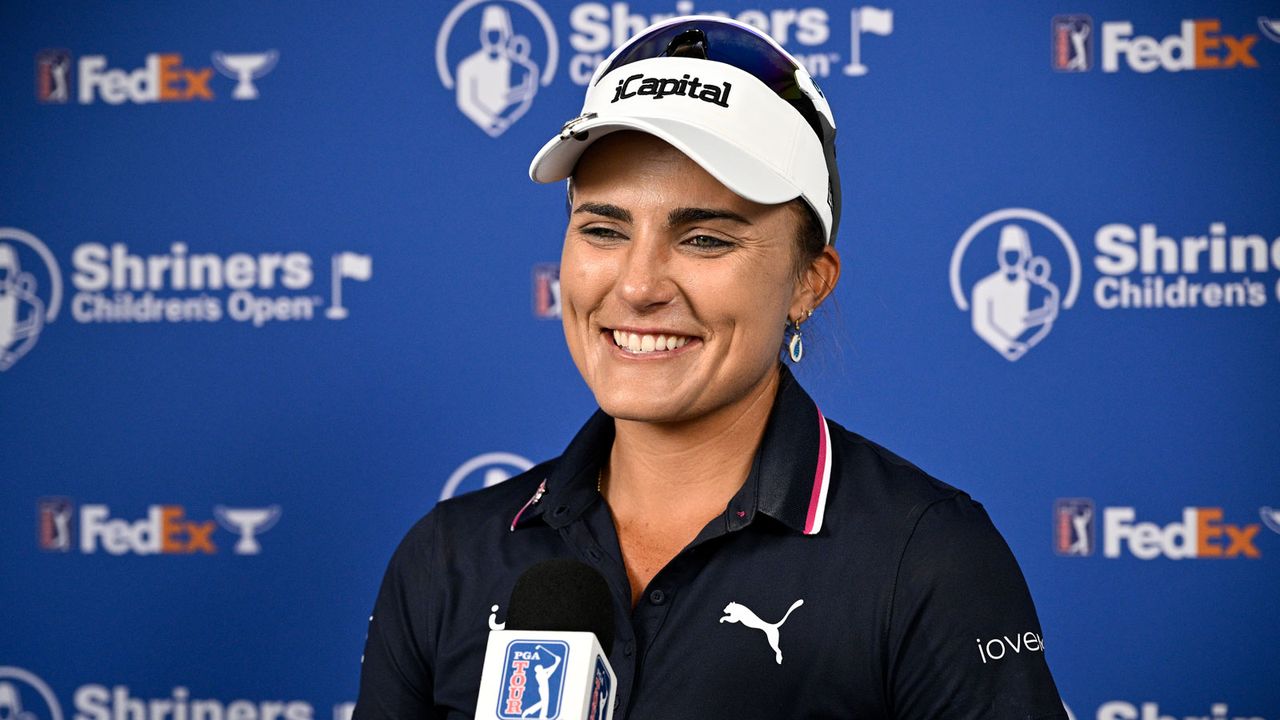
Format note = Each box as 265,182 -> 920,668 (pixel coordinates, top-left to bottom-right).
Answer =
791,246 -> 841,318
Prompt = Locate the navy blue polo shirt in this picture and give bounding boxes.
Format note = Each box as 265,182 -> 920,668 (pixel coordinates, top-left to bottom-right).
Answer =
354,367 -> 1066,719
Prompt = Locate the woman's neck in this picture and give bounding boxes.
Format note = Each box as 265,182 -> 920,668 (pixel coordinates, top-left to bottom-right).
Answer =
603,365 -> 782,519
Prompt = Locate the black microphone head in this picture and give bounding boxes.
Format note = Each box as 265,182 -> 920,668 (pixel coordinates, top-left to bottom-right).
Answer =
505,558 -> 616,655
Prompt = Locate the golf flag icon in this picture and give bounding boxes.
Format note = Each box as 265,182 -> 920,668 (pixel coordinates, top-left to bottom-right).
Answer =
327,252 -> 372,319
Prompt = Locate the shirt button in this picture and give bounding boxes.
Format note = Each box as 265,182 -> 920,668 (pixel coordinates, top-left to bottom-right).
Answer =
623,640 -> 635,657
649,589 -> 666,605
552,505 -> 569,518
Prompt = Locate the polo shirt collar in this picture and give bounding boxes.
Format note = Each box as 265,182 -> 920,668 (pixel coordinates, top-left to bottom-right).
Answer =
510,409 -> 613,531
733,365 -> 833,535
510,365 -> 833,536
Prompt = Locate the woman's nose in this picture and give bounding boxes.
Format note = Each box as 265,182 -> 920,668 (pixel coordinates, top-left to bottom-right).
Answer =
615,233 -> 676,310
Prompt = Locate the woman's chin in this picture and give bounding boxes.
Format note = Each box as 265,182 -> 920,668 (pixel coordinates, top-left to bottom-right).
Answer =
592,389 -> 694,425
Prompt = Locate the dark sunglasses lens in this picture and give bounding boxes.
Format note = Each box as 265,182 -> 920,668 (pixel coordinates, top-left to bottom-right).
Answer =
600,22 -> 799,98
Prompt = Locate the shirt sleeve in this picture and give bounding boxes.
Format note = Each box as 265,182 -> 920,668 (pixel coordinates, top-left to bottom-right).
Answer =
887,493 -> 1067,720
354,512 -> 441,720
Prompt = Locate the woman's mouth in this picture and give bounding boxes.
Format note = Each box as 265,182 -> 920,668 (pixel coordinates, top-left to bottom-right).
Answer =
610,329 -> 695,354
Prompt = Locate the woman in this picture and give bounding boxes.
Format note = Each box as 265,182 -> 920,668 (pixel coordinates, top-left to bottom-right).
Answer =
355,16 -> 1064,719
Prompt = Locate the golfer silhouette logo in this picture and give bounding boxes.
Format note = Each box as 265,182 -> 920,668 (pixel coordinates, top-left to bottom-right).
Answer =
436,0 -> 559,138
38,498 -> 74,552
497,640 -> 567,719
950,209 -> 1081,362
1067,504 -> 1092,555
521,644 -> 563,719
1052,16 -> 1092,72
0,229 -> 63,372
1067,22 -> 1091,70
37,50 -> 72,103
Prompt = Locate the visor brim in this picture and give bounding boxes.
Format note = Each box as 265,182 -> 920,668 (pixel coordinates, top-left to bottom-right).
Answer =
529,115 -> 805,207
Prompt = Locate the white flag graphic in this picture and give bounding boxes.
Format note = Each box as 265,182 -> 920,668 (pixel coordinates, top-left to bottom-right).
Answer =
327,252 -> 372,319
845,7 -> 895,76
336,252 -> 372,281
860,7 -> 894,36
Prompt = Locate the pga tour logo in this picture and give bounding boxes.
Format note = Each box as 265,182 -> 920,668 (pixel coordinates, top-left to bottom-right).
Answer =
532,263 -> 561,319
1054,498 -> 1094,557
588,656 -> 611,720
1051,15 -> 1092,71
498,641 -> 568,719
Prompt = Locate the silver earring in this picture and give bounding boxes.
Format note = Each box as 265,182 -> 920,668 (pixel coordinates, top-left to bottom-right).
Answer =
788,318 -> 804,363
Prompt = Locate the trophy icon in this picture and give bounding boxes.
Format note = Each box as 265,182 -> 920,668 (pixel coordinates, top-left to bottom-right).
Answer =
214,505 -> 282,554
1262,506 -> 1280,536
211,51 -> 279,100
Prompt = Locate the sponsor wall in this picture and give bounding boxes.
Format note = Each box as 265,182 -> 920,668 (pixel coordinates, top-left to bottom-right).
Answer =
3,1 -> 1277,718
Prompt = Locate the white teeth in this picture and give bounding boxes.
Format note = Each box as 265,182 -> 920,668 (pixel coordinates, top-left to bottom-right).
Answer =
611,331 -> 694,354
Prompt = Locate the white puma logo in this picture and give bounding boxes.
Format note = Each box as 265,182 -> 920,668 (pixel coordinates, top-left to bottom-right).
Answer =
719,599 -> 804,664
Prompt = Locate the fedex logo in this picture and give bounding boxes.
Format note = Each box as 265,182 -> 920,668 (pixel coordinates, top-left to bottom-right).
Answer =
81,504 -> 218,554
79,54 -> 215,104
1104,507 -> 1261,560
40,49 -> 276,105
39,500 -> 280,555
1101,20 -> 1260,73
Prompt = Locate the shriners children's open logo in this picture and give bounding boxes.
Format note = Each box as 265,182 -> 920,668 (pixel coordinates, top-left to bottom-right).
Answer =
497,641 -> 567,719
0,227 -> 372,372
436,0 -> 559,137
0,667 -> 64,720
0,229 -> 62,372
434,2 -> 897,136
950,209 -> 1081,362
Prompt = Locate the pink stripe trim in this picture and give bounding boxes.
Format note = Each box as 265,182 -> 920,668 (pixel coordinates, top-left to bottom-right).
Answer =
509,479 -> 546,532
803,408 -> 830,534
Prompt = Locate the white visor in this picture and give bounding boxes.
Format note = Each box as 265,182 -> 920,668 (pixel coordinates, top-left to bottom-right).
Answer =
528,56 -> 833,242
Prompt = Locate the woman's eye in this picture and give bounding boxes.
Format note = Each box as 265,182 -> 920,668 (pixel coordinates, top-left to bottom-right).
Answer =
684,235 -> 732,249
581,226 -> 624,239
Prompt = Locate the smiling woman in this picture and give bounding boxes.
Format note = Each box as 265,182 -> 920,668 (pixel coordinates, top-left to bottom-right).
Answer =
355,15 -> 1066,720
561,132 -> 837,429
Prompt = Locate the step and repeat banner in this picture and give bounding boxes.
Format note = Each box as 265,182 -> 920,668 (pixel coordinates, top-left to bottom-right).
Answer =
2,1 -> 1277,718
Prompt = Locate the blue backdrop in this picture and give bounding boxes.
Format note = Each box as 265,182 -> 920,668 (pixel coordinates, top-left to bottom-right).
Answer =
3,2 -> 1278,719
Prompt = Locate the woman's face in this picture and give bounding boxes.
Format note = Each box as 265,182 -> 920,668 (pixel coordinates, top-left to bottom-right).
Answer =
559,131 -> 814,425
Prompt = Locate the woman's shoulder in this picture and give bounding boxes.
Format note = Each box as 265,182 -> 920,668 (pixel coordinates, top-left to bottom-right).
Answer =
824,417 -> 973,515
822,419 -> 1027,593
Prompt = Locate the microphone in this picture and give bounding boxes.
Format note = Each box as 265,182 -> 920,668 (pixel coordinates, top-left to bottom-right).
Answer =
475,559 -> 618,720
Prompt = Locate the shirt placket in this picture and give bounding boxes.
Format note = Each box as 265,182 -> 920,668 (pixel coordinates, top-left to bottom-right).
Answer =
561,505 -> 637,718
